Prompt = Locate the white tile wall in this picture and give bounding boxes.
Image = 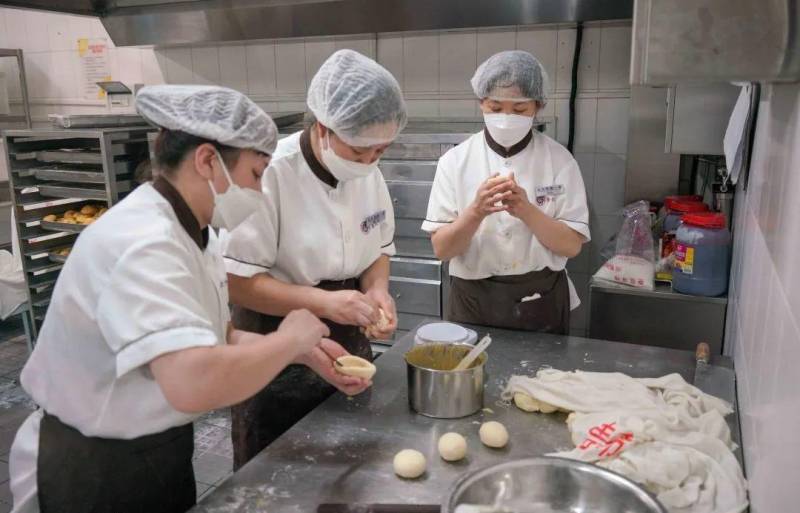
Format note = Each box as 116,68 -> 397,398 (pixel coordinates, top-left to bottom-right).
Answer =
304,39 -> 336,85
598,26 -> 632,90
403,33 -> 439,92
438,31 -> 477,93
724,82 -> 800,512
244,43 -> 276,95
162,47 -> 193,84
218,45 -> 248,93
376,34 -> 403,85
476,28 -> 516,64
191,47 -> 220,86
596,98 -> 630,154
274,41 -> 307,93
517,26 -> 558,90
334,36 -> 375,58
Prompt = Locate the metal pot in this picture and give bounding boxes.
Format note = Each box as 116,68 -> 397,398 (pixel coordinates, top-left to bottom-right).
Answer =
405,343 -> 486,418
443,457 -> 667,513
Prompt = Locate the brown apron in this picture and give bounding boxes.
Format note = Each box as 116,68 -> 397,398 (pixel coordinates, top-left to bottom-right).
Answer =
231,278 -> 373,470
446,268 -> 570,334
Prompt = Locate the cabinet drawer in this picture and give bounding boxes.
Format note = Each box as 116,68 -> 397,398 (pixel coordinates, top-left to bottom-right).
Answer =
390,257 -> 441,281
380,160 -> 437,182
389,276 -> 440,316
387,182 -> 432,219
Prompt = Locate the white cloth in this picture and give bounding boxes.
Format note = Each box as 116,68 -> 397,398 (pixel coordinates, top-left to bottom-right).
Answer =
421,131 -> 589,309
503,370 -> 747,513
1,209 -> 26,320
223,131 -> 396,284
9,183 -> 230,512
723,84 -> 753,185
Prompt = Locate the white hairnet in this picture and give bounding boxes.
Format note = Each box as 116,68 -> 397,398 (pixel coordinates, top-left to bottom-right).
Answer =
471,50 -> 549,105
307,50 -> 407,147
136,85 -> 278,155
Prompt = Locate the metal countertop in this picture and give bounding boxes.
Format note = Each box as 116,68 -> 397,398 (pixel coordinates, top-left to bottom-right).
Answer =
191,322 -> 739,513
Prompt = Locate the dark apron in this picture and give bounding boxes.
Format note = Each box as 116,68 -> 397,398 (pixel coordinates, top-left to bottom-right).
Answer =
37,411 -> 195,513
446,268 -> 570,334
231,278 -> 373,470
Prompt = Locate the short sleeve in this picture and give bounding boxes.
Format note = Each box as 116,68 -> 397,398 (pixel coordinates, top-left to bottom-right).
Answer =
554,158 -> 591,242
222,166 -> 281,277
376,176 -> 397,256
96,237 -> 219,378
421,156 -> 458,233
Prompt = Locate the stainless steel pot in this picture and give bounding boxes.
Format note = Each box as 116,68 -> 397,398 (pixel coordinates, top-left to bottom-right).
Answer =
405,343 -> 486,418
443,457 -> 667,513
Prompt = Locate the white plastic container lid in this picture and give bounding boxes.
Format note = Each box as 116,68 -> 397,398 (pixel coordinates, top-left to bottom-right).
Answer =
414,322 -> 478,346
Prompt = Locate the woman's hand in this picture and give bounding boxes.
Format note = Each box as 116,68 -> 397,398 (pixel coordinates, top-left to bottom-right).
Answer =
296,338 -> 372,396
468,174 -> 514,219
321,290 -> 379,327
362,287 -> 397,340
502,173 -> 537,221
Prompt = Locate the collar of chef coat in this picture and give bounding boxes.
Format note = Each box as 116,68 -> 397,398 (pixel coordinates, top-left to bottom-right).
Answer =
300,127 -> 338,188
484,128 -> 534,158
153,176 -> 208,250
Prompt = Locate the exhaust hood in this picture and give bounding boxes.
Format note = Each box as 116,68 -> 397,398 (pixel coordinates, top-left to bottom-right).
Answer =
0,0 -> 633,47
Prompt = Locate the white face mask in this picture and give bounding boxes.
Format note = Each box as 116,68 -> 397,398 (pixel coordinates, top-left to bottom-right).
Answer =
208,150 -> 263,231
320,134 -> 378,182
483,113 -> 534,147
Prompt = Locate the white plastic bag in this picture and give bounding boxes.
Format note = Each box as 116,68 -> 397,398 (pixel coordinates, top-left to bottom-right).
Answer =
593,201 -> 656,290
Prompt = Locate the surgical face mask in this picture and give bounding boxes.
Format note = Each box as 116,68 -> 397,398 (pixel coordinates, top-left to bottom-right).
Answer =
208,150 -> 263,231
483,113 -> 534,147
320,134 -> 378,182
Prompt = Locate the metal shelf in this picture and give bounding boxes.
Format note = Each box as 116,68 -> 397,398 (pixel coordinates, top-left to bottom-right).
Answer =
36,150 -> 104,164
48,252 -> 69,264
38,181 -> 131,201
35,168 -> 107,184
40,220 -> 88,234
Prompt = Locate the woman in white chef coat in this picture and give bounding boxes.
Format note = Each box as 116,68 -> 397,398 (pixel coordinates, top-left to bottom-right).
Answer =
223,50 -> 406,468
422,51 -> 590,334
8,85 -> 368,513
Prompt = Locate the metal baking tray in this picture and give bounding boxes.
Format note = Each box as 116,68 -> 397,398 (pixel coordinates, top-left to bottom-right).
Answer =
40,220 -> 88,234
37,181 -> 131,200
34,168 -> 107,184
36,150 -> 104,164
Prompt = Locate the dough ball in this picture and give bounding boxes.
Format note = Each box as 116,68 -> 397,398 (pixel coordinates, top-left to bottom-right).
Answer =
479,421 -> 509,448
80,205 -> 99,216
538,400 -> 558,414
393,449 -> 426,479
513,393 -> 540,412
63,210 -> 77,219
42,214 -> 57,222
335,355 -> 376,380
437,432 -> 467,462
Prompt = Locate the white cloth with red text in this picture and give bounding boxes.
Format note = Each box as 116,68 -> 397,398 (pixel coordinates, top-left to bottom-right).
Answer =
502,369 -> 747,513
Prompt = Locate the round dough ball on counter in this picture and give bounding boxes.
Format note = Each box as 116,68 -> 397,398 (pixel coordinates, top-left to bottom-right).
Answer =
335,355 -> 376,380
479,421 -> 509,448
437,432 -> 467,462
393,449 -> 426,479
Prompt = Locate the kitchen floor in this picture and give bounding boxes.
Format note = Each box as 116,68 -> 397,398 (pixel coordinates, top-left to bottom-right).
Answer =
0,315 -> 234,512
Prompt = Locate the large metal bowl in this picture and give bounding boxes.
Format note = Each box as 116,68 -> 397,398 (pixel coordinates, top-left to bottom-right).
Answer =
444,457 -> 667,513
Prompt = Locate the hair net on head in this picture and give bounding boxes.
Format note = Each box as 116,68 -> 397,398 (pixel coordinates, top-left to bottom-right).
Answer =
307,49 -> 407,147
136,85 -> 278,155
471,50 -> 549,105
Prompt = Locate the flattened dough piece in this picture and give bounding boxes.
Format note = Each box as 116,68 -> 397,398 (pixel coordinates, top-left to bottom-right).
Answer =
513,392 -> 558,413
335,355 -> 377,380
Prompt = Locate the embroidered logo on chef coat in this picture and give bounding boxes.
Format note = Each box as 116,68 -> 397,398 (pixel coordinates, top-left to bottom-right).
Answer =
361,209 -> 386,234
535,184 -> 565,206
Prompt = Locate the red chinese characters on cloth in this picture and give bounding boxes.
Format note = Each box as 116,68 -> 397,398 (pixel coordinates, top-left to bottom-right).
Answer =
577,422 -> 634,458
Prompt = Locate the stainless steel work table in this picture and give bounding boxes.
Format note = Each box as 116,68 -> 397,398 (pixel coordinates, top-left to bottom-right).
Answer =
191,323 -> 740,512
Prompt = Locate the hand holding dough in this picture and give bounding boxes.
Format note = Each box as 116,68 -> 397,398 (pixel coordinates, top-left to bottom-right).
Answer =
438,432 -> 467,462
363,308 -> 391,339
334,355 -> 376,380
393,449 -> 426,479
479,421 -> 509,448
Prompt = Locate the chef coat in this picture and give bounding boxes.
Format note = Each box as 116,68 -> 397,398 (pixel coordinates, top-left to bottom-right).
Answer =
223,129 -> 396,285
421,130 -> 590,309
9,179 -> 230,512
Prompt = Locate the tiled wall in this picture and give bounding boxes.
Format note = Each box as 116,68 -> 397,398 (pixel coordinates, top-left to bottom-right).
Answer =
724,83 -> 800,512
0,7 -> 633,335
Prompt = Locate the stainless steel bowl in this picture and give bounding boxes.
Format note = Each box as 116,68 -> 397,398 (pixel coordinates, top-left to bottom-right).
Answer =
444,457 -> 667,513
405,344 -> 486,418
